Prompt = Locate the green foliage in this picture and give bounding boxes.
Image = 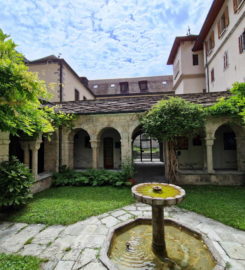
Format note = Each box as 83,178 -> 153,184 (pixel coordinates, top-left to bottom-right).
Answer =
52,167 -> 131,187
205,82 -> 245,123
0,29 -> 74,135
0,253 -> 42,270
121,159 -> 135,179
141,97 -> 205,141
0,157 -> 34,208
5,186 -> 133,225
179,185 -> 245,230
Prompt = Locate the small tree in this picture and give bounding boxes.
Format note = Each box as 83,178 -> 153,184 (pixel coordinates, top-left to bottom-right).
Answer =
141,97 -> 205,182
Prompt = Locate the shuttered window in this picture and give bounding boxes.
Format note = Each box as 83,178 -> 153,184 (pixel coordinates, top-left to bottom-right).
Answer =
218,6 -> 229,38
205,31 -> 215,55
233,0 -> 245,12
238,30 -> 245,53
223,51 -> 229,70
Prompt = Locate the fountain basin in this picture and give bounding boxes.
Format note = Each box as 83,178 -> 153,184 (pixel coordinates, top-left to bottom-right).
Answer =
100,218 -> 225,270
132,183 -> 186,206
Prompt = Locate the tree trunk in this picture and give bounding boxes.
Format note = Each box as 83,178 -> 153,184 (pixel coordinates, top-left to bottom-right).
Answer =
167,140 -> 178,183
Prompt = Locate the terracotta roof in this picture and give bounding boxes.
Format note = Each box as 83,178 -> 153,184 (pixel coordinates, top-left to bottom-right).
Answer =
193,0 -> 225,51
56,91 -> 229,115
167,35 -> 198,65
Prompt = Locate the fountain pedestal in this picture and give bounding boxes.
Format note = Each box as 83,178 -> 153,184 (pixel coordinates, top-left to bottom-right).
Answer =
152,205 -> 167,258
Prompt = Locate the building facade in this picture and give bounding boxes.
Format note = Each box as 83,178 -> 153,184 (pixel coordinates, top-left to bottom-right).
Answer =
0,0 -> 244,192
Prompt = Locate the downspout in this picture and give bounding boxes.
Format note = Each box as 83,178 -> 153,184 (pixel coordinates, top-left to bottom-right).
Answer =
58,60 -> 63,170
205,50 -> 210,93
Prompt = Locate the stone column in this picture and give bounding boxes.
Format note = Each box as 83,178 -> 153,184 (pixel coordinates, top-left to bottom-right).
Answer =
29,139 -> 42,178
0,132 -> 10,162
236,136 -> 245,171
90,140 -> 100,169
205,136 -> 215,173
20,141 -> 30,168
120,135 -> 132,165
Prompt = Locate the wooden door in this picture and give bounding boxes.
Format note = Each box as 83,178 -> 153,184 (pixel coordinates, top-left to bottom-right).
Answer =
104,137 -> 114,169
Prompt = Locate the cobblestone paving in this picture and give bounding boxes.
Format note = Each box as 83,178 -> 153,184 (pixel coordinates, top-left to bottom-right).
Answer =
0,204 -> 245,270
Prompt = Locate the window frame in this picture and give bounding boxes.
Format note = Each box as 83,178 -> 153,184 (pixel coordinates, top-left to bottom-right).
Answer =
238,30 -> 245,53
211,68 -> 215,83
192,54 -> 199,66
223,51 -> 229,70
74,89 -> 80,101
205,31 -> 215,56
233,0 -> 245,13
138,80 -> 148,92
119,82 -> 129,94
217,6 -> 229,39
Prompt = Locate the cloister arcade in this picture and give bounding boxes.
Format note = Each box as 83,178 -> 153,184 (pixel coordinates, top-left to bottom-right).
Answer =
1,113 -> 244,189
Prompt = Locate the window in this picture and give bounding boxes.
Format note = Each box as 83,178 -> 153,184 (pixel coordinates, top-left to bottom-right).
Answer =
173,60 -> 180,78
223,51 -> 229,70
192,54 -> 199,66
211,68 -> 215,82
74,89 -> 80,101
238,30 -> 245,53
110,84 -> 115,87
162,81 -> 167,85
93,85 -> 98,88
83,96 -> 87,100
138,81 -> 148,92
233,0 -> 245,12
205,31 -> 215,55
217,7 -> 229,38
120,82 -> 129,94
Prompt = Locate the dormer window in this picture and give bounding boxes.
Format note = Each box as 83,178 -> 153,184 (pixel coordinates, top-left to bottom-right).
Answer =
120,82 -> 129,94
139,81 -> 148,92
218,7 -> 229,38
93,85 -> 98,88
75,89 -> 80,101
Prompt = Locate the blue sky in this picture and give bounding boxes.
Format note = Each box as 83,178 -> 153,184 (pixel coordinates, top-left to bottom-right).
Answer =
0,0 -> 213,79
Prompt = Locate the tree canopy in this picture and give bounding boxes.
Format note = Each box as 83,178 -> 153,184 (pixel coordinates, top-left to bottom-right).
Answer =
0,29 -> 74,136
141,96 -> 205,141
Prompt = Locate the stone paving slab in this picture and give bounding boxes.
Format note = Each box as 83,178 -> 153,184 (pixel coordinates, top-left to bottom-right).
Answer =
0,204 -> 245,270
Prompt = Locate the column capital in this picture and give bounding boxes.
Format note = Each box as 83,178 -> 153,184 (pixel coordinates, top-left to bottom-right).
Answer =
29,140 -> 42,151
90,140 -> 100,148
205,137 -> 215,146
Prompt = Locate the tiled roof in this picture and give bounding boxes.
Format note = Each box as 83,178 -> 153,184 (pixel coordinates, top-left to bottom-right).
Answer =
56,91 -> 229,115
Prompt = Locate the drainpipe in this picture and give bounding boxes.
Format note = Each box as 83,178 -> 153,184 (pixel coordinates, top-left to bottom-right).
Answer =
58,60 -> 63,170
205,50 -> 210,93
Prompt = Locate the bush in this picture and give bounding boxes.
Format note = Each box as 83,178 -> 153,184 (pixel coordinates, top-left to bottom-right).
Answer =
53,167 -> 131,187
0,157 -> 34,208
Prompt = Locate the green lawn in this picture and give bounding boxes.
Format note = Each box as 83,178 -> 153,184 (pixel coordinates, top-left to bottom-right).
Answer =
4,186 -> 134,225
179,185 -> 245,230
2,185 -> 245,230
0,253 -> 42,270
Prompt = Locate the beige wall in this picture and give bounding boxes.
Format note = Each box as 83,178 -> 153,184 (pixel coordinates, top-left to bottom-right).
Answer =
28,63 -> 60,102
204,0 -> 245,92
63,65 -> 94,101
173,41 -> 205,94
28,62 -> 94,102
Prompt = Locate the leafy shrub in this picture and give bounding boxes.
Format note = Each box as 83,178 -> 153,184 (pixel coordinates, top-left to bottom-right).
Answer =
0,157 -> 34,208
53,167 -> 131,187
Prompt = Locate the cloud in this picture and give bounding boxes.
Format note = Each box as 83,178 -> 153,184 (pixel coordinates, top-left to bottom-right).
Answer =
0,0 -> 213,79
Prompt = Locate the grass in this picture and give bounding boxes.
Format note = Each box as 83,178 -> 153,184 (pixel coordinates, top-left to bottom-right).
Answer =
2,185 -> 244,230
179,185 -> 245,230
0,253 -> 43,270
4,186 -> 134,225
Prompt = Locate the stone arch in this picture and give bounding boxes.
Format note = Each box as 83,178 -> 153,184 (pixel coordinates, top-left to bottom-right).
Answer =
131,125 -> 163,163
97,127 -> 121,169
213,124 -> 238,170
70,128 -> 92,169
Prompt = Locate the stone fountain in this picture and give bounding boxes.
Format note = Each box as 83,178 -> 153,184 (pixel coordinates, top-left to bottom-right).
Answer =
132,182 -> 185,262
101,182 -> 223,270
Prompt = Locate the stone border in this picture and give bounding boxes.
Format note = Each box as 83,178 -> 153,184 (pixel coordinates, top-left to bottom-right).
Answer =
132,183 -> 186,206
100,217 -> 226,270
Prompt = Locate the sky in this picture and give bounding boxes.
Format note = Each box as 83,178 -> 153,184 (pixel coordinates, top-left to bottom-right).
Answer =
0,0 -> 213,79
